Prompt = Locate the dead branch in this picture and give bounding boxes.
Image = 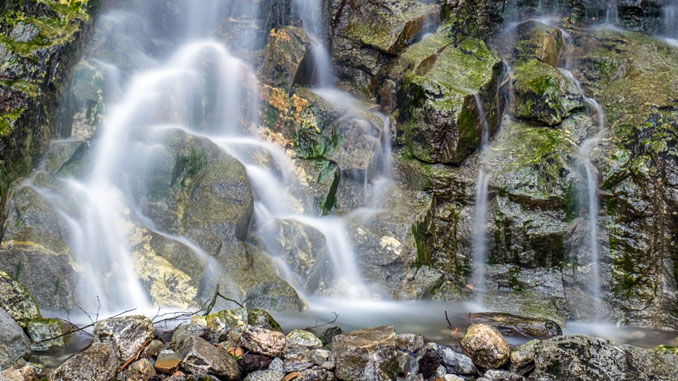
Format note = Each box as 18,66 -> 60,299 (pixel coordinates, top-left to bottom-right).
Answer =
118,338 -> 152,373
308,312 -> 339,329
445,310 -> 453,328
35,308 -> 137,343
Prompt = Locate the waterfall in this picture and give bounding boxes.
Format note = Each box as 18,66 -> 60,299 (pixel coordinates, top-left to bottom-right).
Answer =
605,1 -> 619,25
661,2 -> 678,46
292,0 -> 334,87
470,94 -> 492,304
558,68 -> 606,317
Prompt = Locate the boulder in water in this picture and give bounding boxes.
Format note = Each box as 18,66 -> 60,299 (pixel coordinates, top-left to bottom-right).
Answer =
461,324 -> 510,369
468,312 -> 562,339
332,325 -> 399,380
26,318 -> 77,352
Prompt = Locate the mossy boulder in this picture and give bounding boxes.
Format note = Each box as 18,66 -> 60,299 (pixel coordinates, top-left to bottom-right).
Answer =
26,317 -> 76,352
0,269 -> 40,327
388,23 -> 504,164
511,59 -> 585,126
329,0 -> 440,92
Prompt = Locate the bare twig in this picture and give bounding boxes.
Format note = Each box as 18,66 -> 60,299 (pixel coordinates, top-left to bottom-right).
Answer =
35,308 -> 137,343
445,310 -> 453,328
118,338 -> 152,373
308,312 -> 339,329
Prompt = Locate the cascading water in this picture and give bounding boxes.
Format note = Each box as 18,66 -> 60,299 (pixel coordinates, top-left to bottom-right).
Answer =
661,1 -> 678,46
470,95 -> 493,305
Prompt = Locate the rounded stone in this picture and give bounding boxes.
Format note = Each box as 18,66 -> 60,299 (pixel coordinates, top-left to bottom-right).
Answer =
461,324 -> 510,369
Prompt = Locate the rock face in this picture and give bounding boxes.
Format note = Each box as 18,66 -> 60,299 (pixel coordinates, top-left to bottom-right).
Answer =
93,315 -> 155,361
461,324 -> 510,369
51,342 -> 119,381
332,326 -> 399,380
0,0 -> 98,207
0,270 -> 40,327
0,308 -> 30,369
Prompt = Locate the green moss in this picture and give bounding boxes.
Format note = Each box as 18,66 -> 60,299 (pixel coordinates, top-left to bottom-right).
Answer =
412,211 -> 433,269
654,345 -> 678,355
563,182 -> 578,222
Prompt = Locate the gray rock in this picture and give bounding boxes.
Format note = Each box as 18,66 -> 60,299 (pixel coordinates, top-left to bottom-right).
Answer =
240,326 -> 286,357
94,315 -> 155,361
531,335 -> 678,380
285,329 -> 322,356
247,309 -> 282,331
284,352 -> 314,372
140,339 -> 163,359
170,321 -> 208,352
509,340 -> 538,376
259,26 -> 309,91
333,325 -> 399,380
125,358 -> 156,381
51,342 -> 119,381
0,309 -> 30,369
396,333 -> 424,353
268,357 -> 284,372
438,345 -> 476,375
482,369 -> 525,381
297,367 -> 335,381
397,351 -> 419,379
0,270 -> 40,327
10,22 -> 39,42
461,324 -> 510,369
243,370 -> 285,381
180,336 -> 239,380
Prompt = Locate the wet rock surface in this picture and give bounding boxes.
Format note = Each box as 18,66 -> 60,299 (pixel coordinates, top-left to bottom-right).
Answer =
0,308 -> 30,369
93,315 -> 155,362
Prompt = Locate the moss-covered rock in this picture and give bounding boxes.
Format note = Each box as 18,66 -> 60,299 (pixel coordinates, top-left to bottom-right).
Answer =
26,317 -> 76,352
387,23 -> 504,164
512,59 -> 585,126
328,0 -> 440,93
0,269 -> 40,327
